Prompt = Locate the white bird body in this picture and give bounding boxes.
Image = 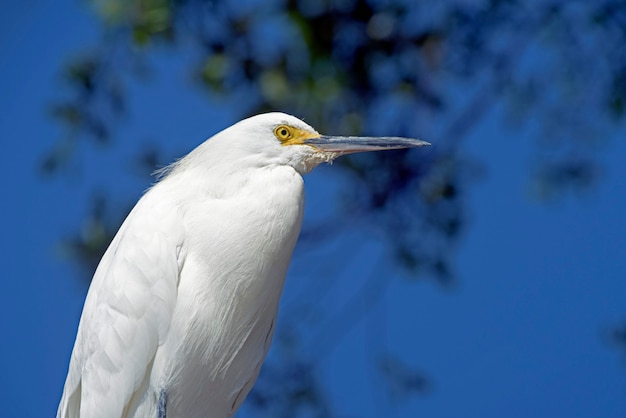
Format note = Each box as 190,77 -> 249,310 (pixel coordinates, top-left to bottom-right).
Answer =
58,113 -> 428,418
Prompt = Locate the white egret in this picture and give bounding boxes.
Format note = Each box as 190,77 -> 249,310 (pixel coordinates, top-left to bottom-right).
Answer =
57,112 -> 429,418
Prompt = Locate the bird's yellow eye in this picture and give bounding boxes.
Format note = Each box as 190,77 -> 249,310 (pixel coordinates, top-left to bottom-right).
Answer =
274,125 -> 293,141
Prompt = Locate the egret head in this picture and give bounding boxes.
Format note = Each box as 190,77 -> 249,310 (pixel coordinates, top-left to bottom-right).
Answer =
177,112 -> 429,177
220,112 -> 430,174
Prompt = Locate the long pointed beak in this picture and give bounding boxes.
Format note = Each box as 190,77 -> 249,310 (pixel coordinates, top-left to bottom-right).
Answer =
305,135 -> 430,154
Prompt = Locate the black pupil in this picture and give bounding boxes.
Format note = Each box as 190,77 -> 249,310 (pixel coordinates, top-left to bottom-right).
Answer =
281,129 -> 288,136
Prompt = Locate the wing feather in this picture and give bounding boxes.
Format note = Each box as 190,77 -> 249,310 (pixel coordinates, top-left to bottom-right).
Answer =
57,188 -> 184,418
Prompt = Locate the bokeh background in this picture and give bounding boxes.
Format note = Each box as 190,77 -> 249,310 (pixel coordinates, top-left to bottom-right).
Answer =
1,0 -> 626,416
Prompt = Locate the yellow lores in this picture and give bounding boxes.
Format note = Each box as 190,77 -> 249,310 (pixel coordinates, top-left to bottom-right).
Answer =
57,113 -> 428,418
274,124 -> 321,145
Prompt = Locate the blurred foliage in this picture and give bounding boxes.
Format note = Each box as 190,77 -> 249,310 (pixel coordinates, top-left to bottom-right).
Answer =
245,360 -> 332,418
45,0 -> 626,415
606,321 -> 626,382
59,194 -> 132,279
609,323 -> 626,361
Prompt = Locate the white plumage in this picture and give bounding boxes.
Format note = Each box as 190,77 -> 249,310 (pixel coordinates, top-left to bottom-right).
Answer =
57,113 -> 428,418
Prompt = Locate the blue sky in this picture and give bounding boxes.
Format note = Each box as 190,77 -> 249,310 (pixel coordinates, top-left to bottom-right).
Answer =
1,1 -> 625,417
